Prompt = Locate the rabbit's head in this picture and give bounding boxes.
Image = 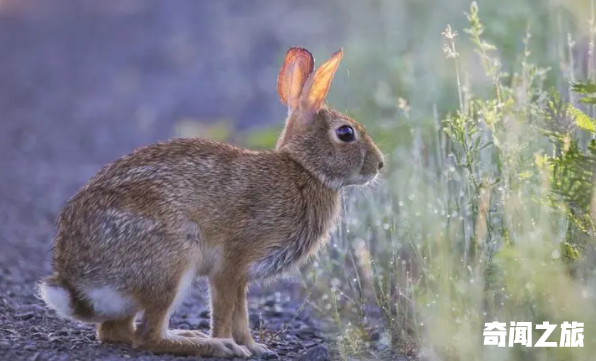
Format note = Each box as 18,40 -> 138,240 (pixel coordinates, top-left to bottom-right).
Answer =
276,47 -> 384,190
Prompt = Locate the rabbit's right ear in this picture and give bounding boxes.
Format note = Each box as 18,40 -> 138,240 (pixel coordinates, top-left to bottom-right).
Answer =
299,48 -> 343,115
277,47 -> 314,112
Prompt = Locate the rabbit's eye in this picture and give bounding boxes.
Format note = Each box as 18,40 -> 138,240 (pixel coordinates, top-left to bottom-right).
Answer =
336,125 -> 355,142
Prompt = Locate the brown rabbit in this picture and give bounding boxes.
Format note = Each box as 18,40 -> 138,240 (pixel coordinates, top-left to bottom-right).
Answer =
38,47 -> 384,358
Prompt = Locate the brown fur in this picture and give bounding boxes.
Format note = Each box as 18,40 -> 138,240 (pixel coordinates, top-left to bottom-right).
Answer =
38,47 -> 384,358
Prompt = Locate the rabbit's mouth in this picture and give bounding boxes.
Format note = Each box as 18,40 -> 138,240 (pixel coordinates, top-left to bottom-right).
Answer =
347,172 -> 379,186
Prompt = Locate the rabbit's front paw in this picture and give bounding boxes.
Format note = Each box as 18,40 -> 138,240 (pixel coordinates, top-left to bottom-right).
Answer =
211,338 -> 252,358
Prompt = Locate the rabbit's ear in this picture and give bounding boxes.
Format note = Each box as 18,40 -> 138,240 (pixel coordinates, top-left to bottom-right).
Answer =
277,47 -> 315,111
300,48 -> 343,114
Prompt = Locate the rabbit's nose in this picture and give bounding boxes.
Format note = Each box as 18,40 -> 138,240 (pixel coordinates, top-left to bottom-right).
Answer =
378,161 -> 384,170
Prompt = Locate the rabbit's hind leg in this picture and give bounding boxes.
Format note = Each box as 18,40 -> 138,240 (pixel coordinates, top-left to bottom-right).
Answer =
97,315 -> 136,344
131,262 -> 250,358
134,302 -> 250,358
169,329 -> 209,338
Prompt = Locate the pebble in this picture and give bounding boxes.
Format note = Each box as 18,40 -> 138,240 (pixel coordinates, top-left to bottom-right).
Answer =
249,313 -> 261,327
302,340 -> 319,348
184,316 -> 201,327
268,310 -> 284,318
198,320 -> 210,329
264,299 -> 276,307
18,304 -> 45,313
261,351 -> 280,360
296,331 -> 317,339
17,312 -> 35,320
296,345 -> 331,361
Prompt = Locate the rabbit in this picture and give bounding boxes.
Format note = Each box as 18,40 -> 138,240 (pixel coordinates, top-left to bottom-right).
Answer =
38,46 -> 384,358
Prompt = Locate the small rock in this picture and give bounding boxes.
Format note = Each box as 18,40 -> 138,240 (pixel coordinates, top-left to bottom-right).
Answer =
296,331 -> 317,340
198,320 -> 210,329
264,299 -> 276,307
270,339 -> 290,347
296,326 -> 315,335
20,304 -> 45,313
17,312 -> 35,320
184,316 -> 201,327
292,322 -> 307,330
28,326 -> 41,334
249,313 -> 260,327
24,343 -> 37,351
268,310 -> 283,318
261,351 -> 280,360
199,310 -> 210,318
302,340 -> 318,348
296,345 -> 330,361
0,341 -> 11,349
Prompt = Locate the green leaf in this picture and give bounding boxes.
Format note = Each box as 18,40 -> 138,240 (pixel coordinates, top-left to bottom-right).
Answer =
579,96 -> 596,105
563,242 -> 582,261
571,82 -> 596,95
568,105 -> 596,133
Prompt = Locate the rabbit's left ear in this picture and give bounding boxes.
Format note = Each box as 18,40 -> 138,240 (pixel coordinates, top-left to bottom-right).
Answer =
277,47 -> 315,112
300,48 -> 343,114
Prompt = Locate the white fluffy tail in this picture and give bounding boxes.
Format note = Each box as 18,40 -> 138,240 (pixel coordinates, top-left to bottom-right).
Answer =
39,276 -> 139,323
39,280 -> 75,319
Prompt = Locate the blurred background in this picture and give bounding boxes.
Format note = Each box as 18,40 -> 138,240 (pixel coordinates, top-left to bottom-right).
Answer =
1,0 -> 588,154
0,0 -> 589,157
2,0 -> 596,360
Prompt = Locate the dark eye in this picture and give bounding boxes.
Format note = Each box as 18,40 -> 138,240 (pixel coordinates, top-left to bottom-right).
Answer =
336,125 -> 355,142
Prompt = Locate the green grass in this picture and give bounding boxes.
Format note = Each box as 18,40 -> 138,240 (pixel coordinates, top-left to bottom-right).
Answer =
293,1 -> 596,360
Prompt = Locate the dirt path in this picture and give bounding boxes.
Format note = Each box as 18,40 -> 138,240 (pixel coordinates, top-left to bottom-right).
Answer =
0,1 -> 342,360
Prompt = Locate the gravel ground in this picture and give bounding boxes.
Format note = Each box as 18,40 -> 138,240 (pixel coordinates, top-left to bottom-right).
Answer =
0,1 -> 343,360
